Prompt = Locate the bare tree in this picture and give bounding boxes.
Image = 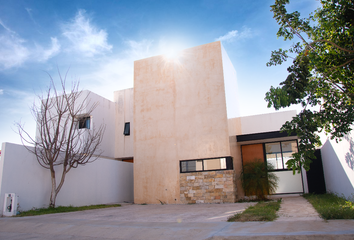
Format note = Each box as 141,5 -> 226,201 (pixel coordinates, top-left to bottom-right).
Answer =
17,70 -> 105,208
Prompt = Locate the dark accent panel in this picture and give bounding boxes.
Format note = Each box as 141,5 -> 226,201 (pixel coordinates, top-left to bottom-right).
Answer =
124,122 -> 130,136
237,131 -> 296,142
306,149 -> 326,194
226,157 -> 233,170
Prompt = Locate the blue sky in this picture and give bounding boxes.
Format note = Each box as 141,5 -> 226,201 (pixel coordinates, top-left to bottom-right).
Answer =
0,0 -> 320,146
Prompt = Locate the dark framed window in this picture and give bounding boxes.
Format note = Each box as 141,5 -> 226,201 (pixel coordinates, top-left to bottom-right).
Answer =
265,140 -> 298,170
78,116 -> 90,129
124,122 -> 130,136
180,157 -> 233,173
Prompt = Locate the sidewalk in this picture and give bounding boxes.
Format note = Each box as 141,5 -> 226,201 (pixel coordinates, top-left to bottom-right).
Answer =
273,194 -> 322,222
0,195 -> 353,239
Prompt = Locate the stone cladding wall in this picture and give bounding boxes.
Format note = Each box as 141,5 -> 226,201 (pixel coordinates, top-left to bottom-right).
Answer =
179,170 -> 236,204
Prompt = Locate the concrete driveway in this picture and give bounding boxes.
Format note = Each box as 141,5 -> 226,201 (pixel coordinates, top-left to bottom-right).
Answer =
33,202 -> 255,223
0,197 -> 354,240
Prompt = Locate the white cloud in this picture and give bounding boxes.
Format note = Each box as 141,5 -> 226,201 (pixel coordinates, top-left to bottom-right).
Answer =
215,28 -> 253,43
35,37 -> 61,62
62,10 -> 112,57
216,30 -> 238,42
0,20 -> 60,70
0,21 -> 30,69
238,27 -> 252,39
125,39 -> 153,59
78,39 -> 153,99
0,89 -> 3,95
25,8 -> 35,24
0,20 -> 15,34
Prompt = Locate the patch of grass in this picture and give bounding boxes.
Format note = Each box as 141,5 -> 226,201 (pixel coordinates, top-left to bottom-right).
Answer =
227,199 -> 281,222
16,204 -> 121,217
303,193 -> 354,220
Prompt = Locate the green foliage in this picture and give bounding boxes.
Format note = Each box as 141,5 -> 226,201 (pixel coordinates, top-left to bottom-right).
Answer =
303,193 -> 354,219
16,204 -> 121,217
227,199 -> 282,222
266,0 -> 354,171
241,160 -> 279,200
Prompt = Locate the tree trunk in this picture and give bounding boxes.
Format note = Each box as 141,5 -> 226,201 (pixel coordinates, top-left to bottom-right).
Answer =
49,168 -> 57,208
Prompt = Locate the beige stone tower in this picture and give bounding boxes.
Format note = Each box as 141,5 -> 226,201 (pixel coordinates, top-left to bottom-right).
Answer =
133,41 -> 237,204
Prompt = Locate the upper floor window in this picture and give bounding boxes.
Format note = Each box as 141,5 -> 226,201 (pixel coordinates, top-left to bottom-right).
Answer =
265,140 -> 298,170
78,116 -> 90,129
124,122 -> 130,136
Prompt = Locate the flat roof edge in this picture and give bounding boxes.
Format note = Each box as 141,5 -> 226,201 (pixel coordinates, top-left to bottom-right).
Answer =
236,131 -> 297,142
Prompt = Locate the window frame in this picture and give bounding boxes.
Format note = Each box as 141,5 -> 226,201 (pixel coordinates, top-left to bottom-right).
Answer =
264,140 -> 298,171
179,156 -> 233,173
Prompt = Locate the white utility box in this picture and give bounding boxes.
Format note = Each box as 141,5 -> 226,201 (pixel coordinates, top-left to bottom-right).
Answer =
3,193 -> 18,216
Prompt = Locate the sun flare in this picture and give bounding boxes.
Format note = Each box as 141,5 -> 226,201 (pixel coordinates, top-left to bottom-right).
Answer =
164,48 -> 180,59
160,42 -> 187,62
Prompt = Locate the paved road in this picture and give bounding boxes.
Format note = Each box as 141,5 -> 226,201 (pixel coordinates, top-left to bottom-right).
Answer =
0,196 -> 353,240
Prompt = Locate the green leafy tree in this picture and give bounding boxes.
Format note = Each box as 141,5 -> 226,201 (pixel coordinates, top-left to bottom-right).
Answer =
266,0 -> 354,171
241,160 -> 279,200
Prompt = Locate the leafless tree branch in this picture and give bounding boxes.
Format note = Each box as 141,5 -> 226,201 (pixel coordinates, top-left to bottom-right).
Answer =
16,69 -> 105,207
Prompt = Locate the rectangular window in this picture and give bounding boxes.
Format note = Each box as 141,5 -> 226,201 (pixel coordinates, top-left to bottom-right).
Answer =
180,157 -> 233,173
78,116 -> 90,129
265,140 -> 298,170
181,160 -> 203,172
124,122 -> 130,136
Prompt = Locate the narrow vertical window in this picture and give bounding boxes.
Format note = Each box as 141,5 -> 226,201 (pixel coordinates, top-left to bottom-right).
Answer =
124,122 -> 130,136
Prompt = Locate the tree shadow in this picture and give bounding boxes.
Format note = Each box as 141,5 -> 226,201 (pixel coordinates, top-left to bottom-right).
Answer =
344,135 -> 354,170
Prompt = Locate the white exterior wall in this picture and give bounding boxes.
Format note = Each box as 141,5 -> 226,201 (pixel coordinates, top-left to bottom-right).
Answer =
273,171 -> 303,194
35,90 -> 117,159
241,110 -> 296,135
0,142 -> 133,212
80,91 -> 117,158
114,88 -> 134,159
321,136 -> 354,199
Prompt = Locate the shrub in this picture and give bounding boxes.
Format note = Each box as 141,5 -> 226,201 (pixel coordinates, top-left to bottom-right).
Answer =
241,160 -> 279,200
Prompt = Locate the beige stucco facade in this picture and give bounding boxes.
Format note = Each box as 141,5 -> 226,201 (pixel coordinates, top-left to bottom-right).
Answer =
133,41 -> 234,204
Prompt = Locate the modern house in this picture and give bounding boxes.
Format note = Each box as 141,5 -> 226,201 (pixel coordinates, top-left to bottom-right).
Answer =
1,41 -> 353,212
114,41 -> 307,204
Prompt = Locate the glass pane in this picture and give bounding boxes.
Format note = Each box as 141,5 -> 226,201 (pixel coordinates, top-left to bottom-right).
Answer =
265,142 -> 281,154
204,158 -> 227,170
124,122 -> 130,135
265,143 -> 282,169
196,160 -> 203,171
79,117 -> 90,129
85,118 -> 90,129
266,153 -> 283,169
281,141 -> 298,169
181,160 -> 203,172
281,141 -> 298,153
